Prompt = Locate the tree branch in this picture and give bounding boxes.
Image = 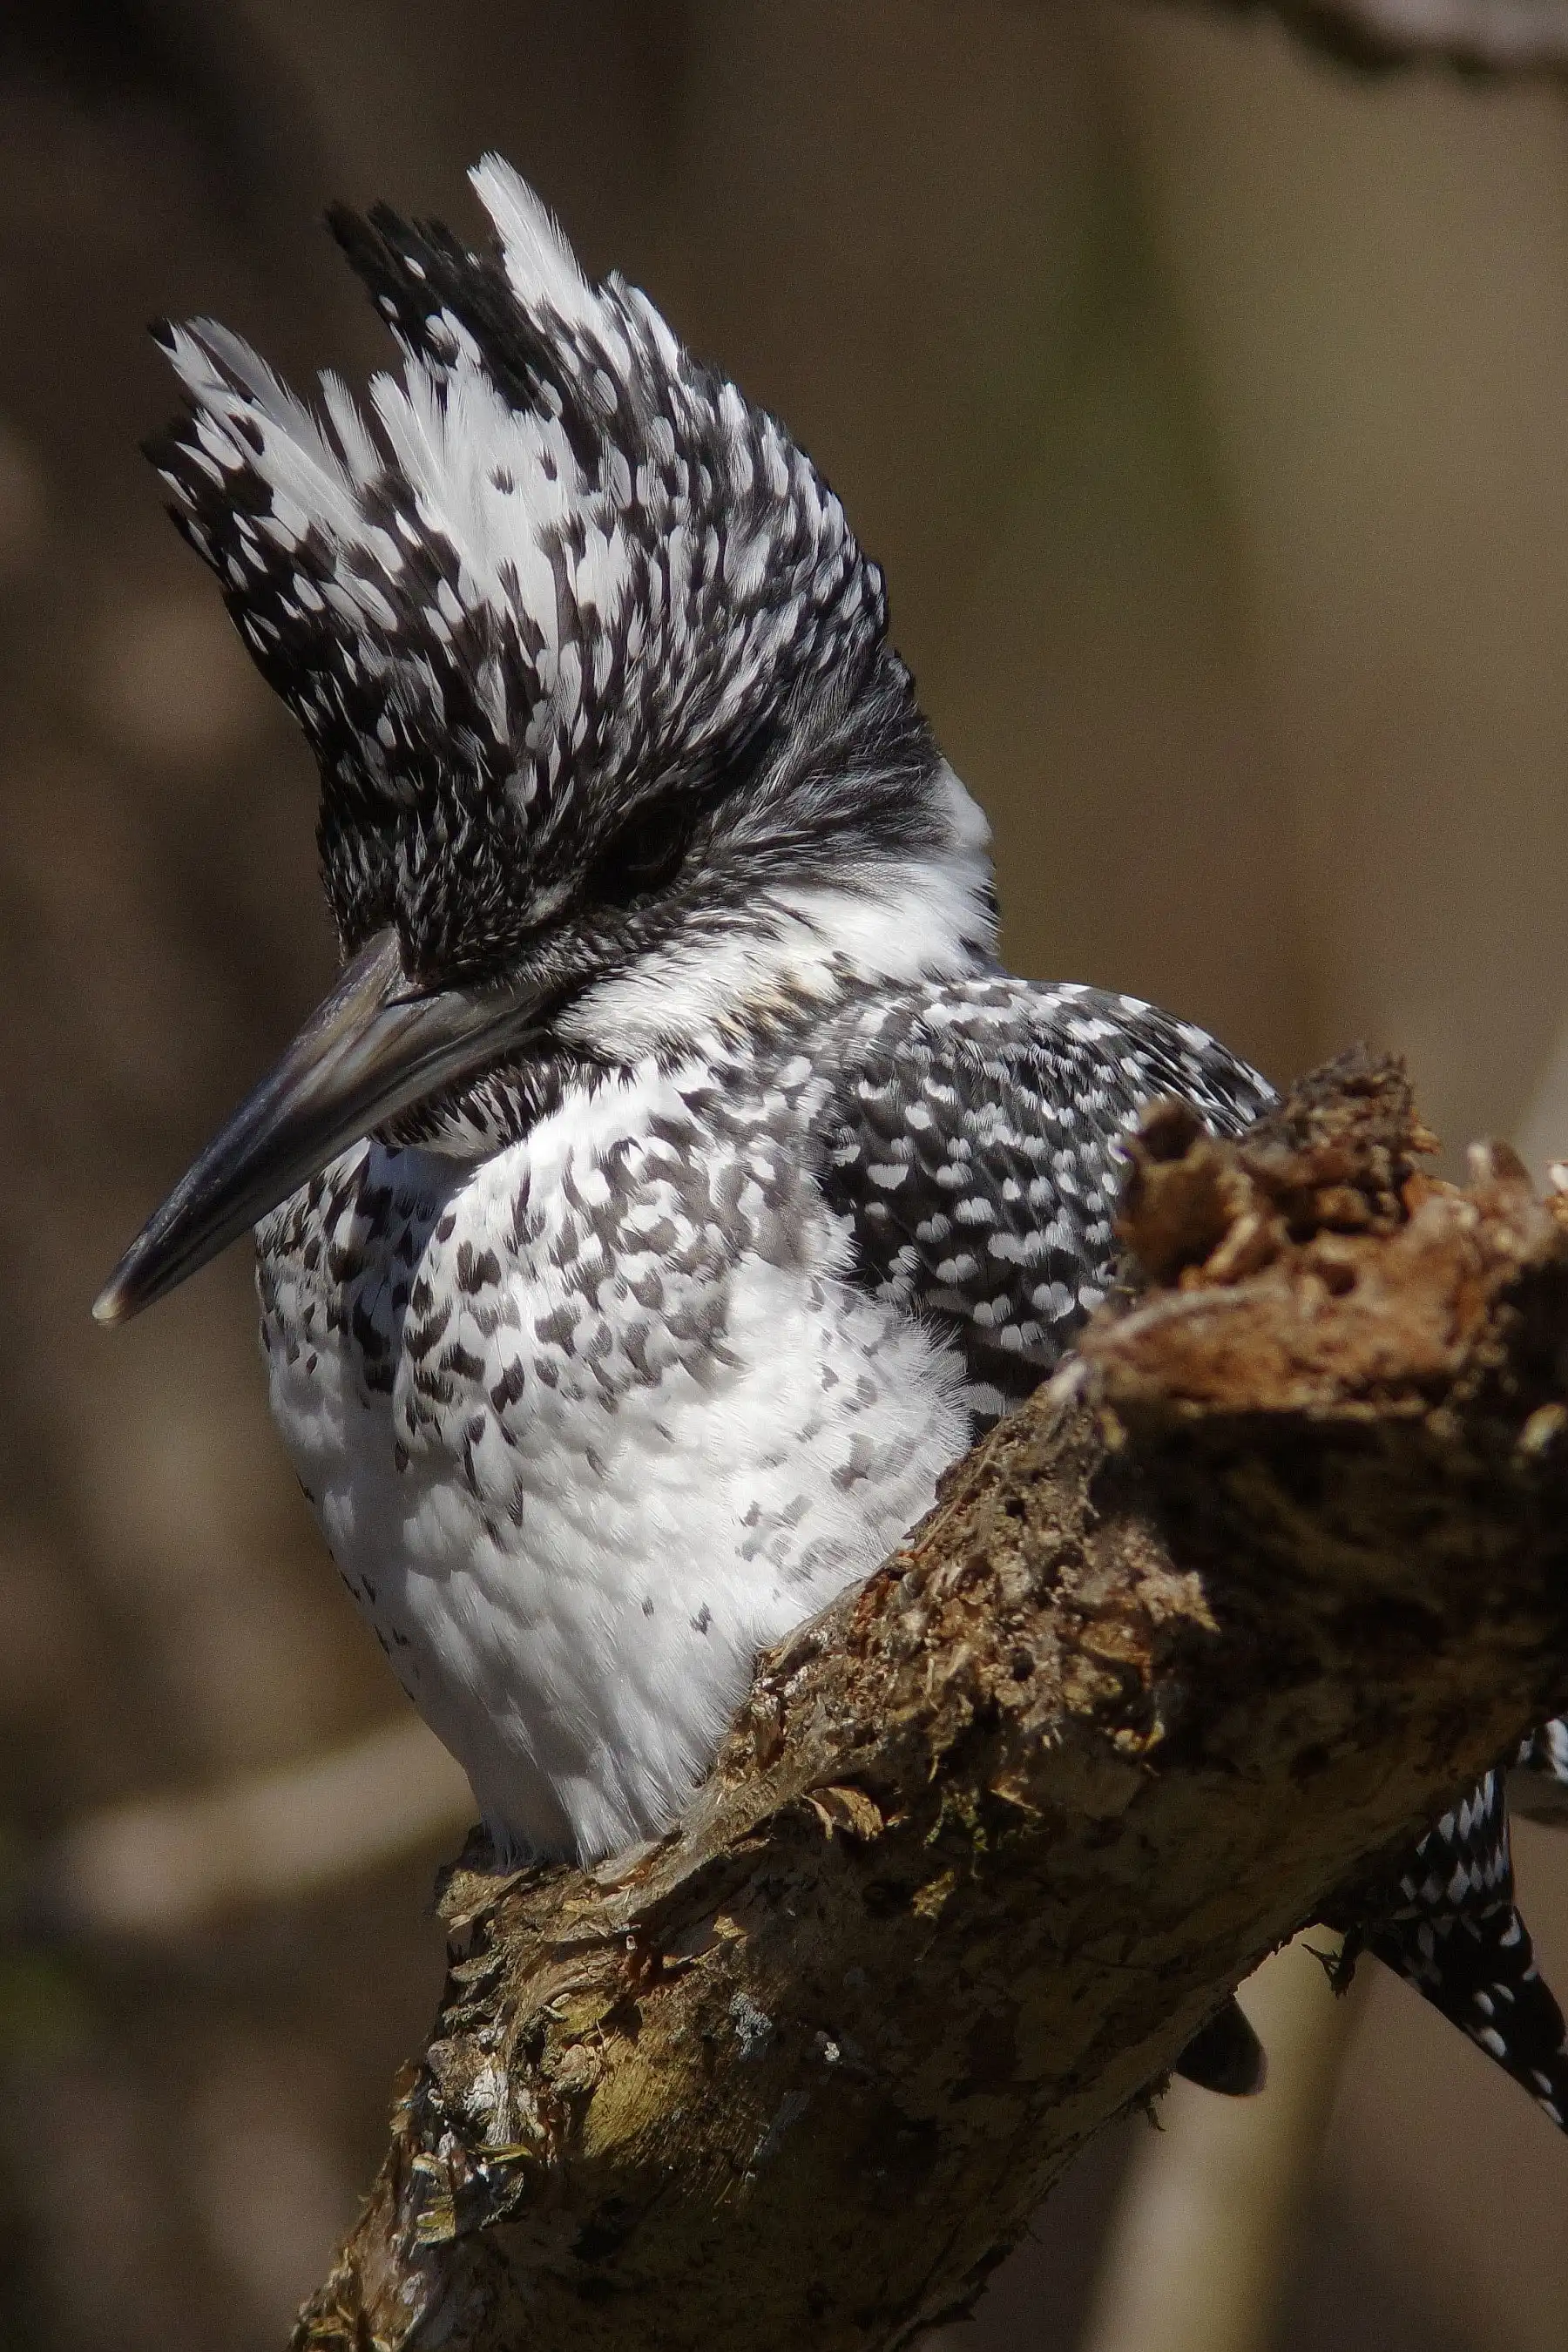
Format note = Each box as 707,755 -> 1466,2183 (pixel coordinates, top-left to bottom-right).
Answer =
1140,0 -> 1568,74
293,1055 -> 1568,2352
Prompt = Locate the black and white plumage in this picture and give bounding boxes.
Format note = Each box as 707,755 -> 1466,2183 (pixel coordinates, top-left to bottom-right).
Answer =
1342,1758 -> 1568,2132
97,158 -> 1568,2130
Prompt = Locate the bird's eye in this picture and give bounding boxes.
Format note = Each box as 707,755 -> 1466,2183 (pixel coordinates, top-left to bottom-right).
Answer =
590,802 -> 691,907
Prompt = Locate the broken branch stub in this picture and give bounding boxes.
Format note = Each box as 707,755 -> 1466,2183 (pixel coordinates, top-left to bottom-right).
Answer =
294,1051 -> 1568,2352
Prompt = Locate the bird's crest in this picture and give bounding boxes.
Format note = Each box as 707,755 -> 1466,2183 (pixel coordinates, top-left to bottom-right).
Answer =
149,159 -> 885,878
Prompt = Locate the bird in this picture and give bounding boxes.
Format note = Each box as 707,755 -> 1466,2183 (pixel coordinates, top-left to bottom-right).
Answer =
93,155 -> 1568,2128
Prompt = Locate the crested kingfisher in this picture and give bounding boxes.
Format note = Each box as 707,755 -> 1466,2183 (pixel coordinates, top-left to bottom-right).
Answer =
94,158 -> 1568,2130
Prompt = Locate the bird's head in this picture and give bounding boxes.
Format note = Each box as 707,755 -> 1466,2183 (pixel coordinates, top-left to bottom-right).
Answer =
94,159 -> 995,1325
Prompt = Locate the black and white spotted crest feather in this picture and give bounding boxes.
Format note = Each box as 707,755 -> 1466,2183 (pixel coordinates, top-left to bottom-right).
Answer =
147,157 -> 886,972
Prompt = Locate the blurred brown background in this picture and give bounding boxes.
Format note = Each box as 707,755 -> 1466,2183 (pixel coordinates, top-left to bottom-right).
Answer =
4,3 -> 1568,2346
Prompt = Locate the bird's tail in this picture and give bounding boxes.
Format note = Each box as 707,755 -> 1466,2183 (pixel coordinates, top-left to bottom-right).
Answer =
1362,1761 -> 1568,2135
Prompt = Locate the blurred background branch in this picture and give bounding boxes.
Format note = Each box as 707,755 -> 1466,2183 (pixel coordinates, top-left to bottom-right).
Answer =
33,1721 -> 471,1943
1149,0 -> 1568,74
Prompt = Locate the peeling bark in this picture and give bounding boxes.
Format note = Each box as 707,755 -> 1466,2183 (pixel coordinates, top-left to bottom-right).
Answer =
294,1055 -> 1568,2352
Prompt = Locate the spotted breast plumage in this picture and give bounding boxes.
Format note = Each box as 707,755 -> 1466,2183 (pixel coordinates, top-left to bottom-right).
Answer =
96,157 -> 1568,2132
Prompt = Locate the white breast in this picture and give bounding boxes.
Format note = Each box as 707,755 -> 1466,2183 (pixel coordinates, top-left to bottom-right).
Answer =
257,1056 -> 967,1861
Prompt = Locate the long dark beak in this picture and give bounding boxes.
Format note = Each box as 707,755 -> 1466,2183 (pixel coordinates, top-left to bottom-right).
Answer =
93,929 -> 546,1327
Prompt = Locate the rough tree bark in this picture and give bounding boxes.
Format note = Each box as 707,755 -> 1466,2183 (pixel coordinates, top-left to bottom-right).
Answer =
1145,0 -> 1568,73
294,1056 -> 1568,2352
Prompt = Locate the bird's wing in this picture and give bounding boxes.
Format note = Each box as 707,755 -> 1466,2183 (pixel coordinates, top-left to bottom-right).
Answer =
813,974 -> 1275,1424
814,977 -> 1568,2132
815,972 -> 1276,2101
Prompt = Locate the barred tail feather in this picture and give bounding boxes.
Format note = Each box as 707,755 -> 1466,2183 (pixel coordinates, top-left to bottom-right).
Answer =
1369,1901 -> 1568,2134
1366,1769 -> 1568,2136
